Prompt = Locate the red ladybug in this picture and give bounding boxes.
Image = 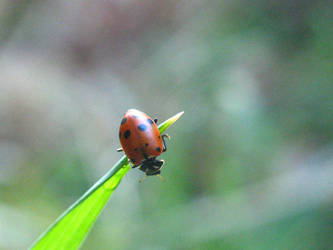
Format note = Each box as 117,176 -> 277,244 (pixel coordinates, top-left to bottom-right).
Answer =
118,109 -> 170,179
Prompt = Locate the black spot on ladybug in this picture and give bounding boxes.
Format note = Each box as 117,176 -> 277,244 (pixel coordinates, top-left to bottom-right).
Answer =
138,124 -> 147,131
119,131 -> 121,139
147,119 -> 154,126
156,147 -> 161,152
134,148 -> 138,151
158,135 -> 161,140
121,117 -> 127,125
145,143 -> 149,147
131,158 -> 136,164
124,130 -> 131,139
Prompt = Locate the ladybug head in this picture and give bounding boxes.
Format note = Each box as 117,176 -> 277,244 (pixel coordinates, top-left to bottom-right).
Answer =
138,158 -> 165,182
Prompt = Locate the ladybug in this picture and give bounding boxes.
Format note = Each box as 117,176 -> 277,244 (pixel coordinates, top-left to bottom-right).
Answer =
117,109 -> 170,180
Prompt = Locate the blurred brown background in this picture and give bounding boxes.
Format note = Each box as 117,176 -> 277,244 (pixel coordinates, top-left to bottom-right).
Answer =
1,0 -> 333,249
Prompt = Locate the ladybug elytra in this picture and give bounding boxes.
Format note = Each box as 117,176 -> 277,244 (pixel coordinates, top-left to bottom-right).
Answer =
118,109 -> 170,180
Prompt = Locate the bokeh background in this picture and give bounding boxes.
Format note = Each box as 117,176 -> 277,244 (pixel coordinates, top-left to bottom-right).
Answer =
1,0 -> 333,249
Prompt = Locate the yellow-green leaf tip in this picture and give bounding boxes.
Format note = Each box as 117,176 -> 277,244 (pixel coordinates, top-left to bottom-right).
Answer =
158,111 -> 184,134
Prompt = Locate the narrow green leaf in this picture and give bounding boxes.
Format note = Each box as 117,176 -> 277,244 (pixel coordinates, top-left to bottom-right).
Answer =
30,111 -> 184,249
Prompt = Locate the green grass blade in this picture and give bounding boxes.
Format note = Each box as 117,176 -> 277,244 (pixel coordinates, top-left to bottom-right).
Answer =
30,111 -> 184,250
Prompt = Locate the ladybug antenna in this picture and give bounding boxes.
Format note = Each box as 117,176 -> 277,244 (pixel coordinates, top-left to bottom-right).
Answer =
139,176 -> 147,183
157,174 -> 165,182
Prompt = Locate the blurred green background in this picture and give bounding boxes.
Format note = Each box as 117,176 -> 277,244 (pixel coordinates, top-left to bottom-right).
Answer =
1,0 -> 333,249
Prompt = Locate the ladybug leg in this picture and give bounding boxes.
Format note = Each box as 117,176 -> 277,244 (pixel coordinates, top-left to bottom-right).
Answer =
156,174 -> 165,182
129,160 -> 139,169
154,118 -> 158,124
139,172 -> 165,183
162,134 -> 171,152
139,175 -> 147,183
116,147 -> 123,152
